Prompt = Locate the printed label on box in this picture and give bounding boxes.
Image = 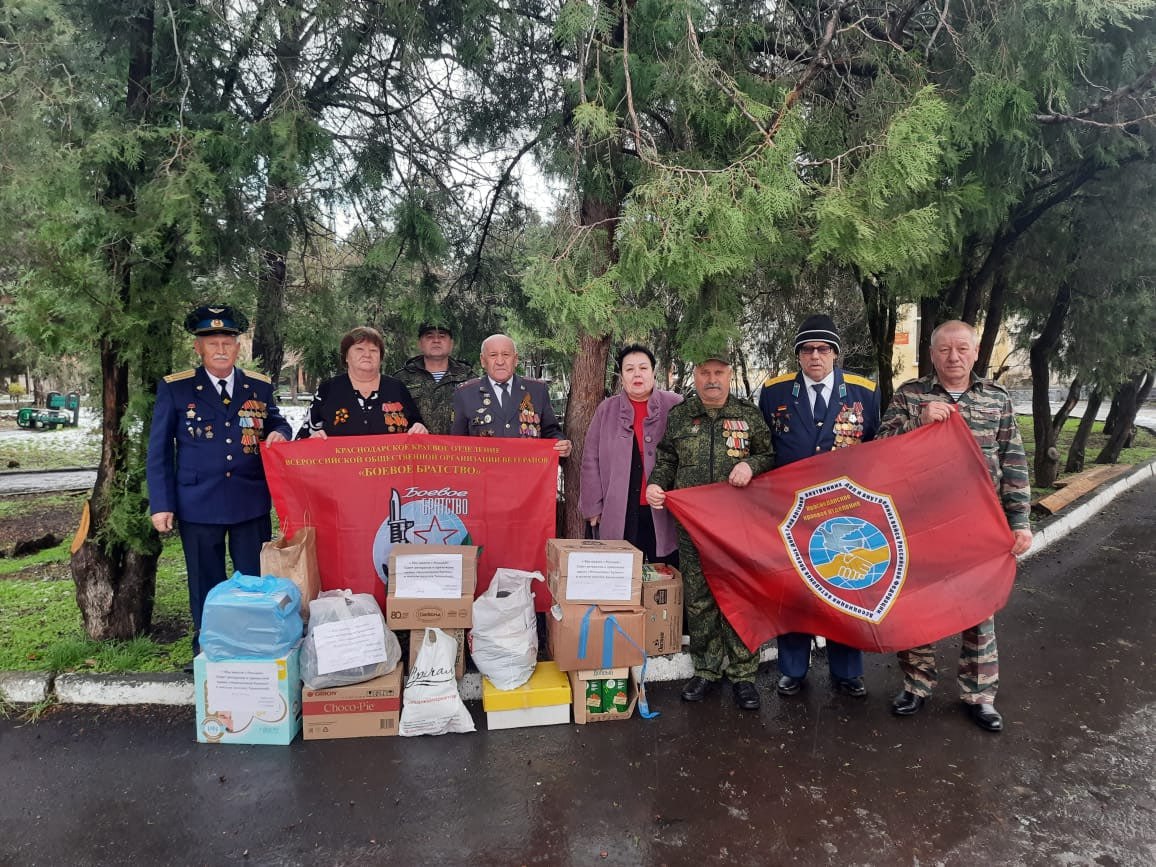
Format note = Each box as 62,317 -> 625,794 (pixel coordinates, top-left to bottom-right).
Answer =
206,663 -> 280,715
565,552 -> 635,601
311,614 -> 388,675
393,554 -> 464,598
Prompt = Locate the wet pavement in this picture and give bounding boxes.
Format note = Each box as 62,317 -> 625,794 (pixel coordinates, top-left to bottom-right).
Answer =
2,479 -> 1154,866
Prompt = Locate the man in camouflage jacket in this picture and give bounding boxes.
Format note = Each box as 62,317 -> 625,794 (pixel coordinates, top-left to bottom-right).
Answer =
877,320 -> 1033,732
647,355 -> 775,710
393,323 -> 474,434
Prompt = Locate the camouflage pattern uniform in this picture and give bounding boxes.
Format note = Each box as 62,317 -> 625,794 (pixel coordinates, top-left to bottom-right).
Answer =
878,372 -> 1030,704
648,394 -> 775,684
393,356 -> 474,435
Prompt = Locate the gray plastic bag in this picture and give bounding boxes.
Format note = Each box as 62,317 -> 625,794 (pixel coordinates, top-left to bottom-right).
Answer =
301,590 -> 402,689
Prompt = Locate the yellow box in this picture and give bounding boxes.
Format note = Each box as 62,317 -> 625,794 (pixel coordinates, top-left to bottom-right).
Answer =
482,661 -> 571,712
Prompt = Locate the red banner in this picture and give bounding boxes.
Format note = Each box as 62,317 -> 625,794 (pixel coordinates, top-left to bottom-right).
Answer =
262,435 -> 558,610
663,412 -> 1016,653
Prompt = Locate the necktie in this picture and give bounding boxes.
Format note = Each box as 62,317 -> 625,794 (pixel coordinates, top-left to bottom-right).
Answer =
812,384 -> 827,427
218,379 -> 230,405
499,382 -> 510,407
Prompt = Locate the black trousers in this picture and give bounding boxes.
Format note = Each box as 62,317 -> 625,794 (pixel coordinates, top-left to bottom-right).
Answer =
179,514 -> 272,651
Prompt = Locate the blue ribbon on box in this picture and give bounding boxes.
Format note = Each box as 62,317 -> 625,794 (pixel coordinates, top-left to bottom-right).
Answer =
576,605 -> 659,719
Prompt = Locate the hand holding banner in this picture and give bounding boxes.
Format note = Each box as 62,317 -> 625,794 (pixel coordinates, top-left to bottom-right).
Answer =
664,412 -> 1017,653
262,435 -> 559,609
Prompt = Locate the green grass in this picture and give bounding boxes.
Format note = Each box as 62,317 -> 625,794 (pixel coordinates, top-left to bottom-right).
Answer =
1020,417 -> 1156,491
0,538 -> 193,673
0,494 -> 84,519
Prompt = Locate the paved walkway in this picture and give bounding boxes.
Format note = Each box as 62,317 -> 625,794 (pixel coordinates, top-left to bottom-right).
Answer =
1,476 -> 1153,865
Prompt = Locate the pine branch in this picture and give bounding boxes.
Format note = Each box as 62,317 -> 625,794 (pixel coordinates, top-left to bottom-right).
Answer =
1036,61 -> 1156,126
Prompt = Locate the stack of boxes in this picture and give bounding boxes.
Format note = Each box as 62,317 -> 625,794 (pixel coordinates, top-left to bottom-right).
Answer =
386,541 -> 477,691
545,539 -> 652,723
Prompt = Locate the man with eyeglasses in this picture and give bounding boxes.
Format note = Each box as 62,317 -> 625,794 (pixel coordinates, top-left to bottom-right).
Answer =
758,313 -> 880,700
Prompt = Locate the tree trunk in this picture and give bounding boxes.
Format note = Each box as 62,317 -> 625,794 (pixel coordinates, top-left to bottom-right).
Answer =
1051,376 -> 1081,437
917,294 -> 937,377
71,0 -> 160,639
562,330 -> 612,538
1065,387 -> 1102,474
1096,371 -> 1153,464
859,273 -> 897,409
1102,393 -> 1121,437
253,243 -> 288,379
975,265 -> 1010,378
1029,282 -> 1072,488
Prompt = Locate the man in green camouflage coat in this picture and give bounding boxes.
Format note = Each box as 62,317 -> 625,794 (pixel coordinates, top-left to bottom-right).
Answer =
877,320 -> 1033,732
393,323 -> 474,434
646,354 -> 775,710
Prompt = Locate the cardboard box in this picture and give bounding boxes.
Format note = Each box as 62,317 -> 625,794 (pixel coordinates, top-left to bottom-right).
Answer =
408,628 -> 466,680
387,544 -> 478,628
302,666 -> 402,740
547,602 -> 646,672
569,667 -> 638,724
483,661 -> 572,730
642,567 -> 684,656
195,645 -> 302,745
546,538 -> 642,604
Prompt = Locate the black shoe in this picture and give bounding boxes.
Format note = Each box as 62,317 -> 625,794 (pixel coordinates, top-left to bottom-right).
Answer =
733,681 -> 761,710
776,674 -> 804,696
833,676 -> 867,698
892,690 -> 925,716
681,675 -> 716,702
966,703 -> 1003,732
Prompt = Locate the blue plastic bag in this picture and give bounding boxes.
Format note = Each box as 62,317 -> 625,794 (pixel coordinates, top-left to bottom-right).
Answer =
199,572 -> 304,661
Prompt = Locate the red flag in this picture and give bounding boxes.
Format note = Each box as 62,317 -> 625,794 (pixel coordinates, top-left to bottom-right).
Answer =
262,435 -> 558,610
663,412 -> 1016,653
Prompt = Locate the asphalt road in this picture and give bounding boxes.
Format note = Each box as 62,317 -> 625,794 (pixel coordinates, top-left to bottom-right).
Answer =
1,478 -> 1154,866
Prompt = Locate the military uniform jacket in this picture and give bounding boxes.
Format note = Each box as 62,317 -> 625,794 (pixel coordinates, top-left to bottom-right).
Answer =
146,366 -> 291,524
758,369 -> 880,467
878,373 -> 1030,530
450,375 -> 562,438
296,373 -> 423,439
648,394 -> 775,492
393,356 -> 474,435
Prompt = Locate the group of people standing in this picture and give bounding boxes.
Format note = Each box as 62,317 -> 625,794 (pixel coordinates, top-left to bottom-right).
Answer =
148,305 -> 1030,732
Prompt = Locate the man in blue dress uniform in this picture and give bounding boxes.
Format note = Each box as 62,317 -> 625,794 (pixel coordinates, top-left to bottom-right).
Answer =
758,314 -> 880,699
146,305 -> 291,655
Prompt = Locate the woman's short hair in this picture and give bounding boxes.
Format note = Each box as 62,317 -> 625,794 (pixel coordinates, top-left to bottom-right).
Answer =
339,326 -> 385,365
616,343 -> 656,372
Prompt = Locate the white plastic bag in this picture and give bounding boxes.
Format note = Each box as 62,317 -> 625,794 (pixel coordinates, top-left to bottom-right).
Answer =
300,590 -> 402,689
399,628 -> 475,736
469,569 -> 542,690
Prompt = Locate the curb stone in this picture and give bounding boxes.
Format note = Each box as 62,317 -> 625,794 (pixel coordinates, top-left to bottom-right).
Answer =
0,671 -> 52,704
2,459 -> 1150,708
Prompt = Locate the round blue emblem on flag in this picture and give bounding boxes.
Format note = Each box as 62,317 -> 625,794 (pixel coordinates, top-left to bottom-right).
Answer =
807,516 -> 891,590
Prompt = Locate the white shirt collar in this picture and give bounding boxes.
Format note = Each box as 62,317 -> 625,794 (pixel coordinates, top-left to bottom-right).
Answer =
488,375 -> 513,393
802,369 -> 835,410
209,368 -> 236,394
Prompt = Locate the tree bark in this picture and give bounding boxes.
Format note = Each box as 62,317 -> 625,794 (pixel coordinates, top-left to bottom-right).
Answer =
1102,393 -> 1121,437
1096,371 -> 1153,464
1065,387 -> 1102,474
975,264 -> 1010,378
1029,282 -> 1072,488
1051,375 -> 1081,435
859,273 -> 897,409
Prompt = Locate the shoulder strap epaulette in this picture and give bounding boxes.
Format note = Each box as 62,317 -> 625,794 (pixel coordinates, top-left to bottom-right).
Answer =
163,369 -> 196,384
242,369 -> 273,384
762,372 -> 795,388
842,373 -> 877,391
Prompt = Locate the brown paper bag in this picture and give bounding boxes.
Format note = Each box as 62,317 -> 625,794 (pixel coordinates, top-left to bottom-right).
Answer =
261,527 -> 321,618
